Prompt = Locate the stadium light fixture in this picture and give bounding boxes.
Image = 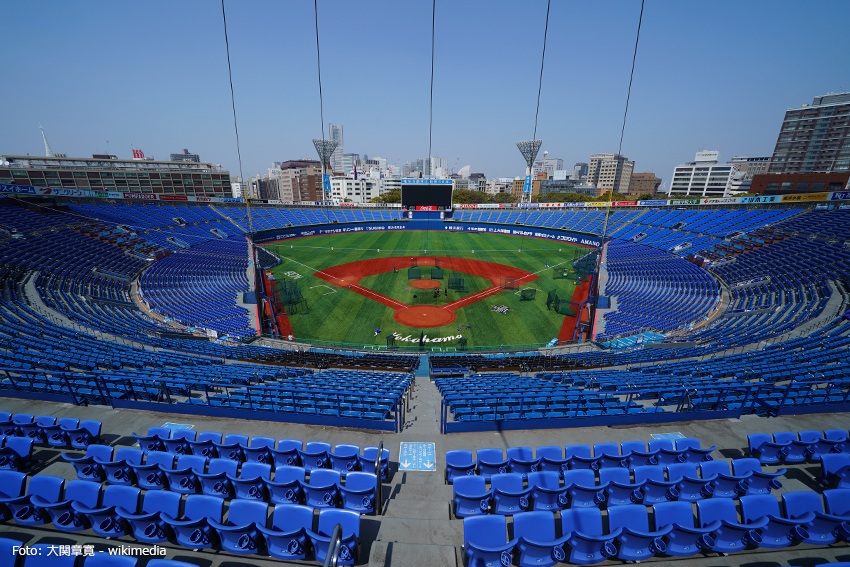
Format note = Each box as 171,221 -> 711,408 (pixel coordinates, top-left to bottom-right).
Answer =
516,140 -> 542,204
313,139 -> 339,201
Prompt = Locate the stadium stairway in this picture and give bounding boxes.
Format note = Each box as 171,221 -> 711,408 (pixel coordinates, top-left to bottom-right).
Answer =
368,364 -> 462,566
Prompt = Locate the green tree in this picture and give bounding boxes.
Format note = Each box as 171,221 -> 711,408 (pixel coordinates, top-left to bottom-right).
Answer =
452,189 -> 489,204
637,193 -> 655,201
534,192 -> 591,203
370,188 -> 400,204
490,192 -> 515,203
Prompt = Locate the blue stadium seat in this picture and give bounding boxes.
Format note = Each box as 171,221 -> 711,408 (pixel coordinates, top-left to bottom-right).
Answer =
514,510 -> 569,567
3,474 -> 64,526
462,515 -> 517,567
308,508 -> 360,565
453,475 -> 491,518
527,471 -> 566,511
116,489 -> 182,544
230,462 -> 272,500
209,498 -> 269,554
653,501 -> 717,556
608,503 -> 672,561
476,448 -> 509,481
256,503 -> 314,560
196,457 -> 238,498
490,473 -> 531,515
161,494 -> 224,550
563,507 -> 619,564
267,465 -> 305,505
445,450 -> 475,484
696,498 -> 767,553
301,469 -> 341,509
740,494 -> 810,548
339,471 -> 377,514
73,484 -> 140,538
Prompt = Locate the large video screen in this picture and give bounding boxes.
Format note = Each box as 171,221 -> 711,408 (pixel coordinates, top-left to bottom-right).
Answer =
401,179 -> 453,210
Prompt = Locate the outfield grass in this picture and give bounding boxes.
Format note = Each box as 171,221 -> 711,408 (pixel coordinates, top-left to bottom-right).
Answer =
264,231 -> 586,349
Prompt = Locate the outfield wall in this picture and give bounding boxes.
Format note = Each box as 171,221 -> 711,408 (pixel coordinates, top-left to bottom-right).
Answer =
252,221 -> 602,248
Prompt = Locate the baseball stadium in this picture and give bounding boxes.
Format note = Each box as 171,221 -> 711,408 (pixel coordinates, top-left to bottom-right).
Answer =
0,192 -> 849,567
2,1 -> 850,566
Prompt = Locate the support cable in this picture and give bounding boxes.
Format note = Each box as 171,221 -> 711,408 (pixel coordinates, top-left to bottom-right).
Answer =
427,0 -> 436,177
220,0 -> 250,233
532,0 -> 551,142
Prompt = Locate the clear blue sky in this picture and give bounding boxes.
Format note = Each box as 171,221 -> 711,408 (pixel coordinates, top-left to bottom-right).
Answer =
3,0 -> 849,185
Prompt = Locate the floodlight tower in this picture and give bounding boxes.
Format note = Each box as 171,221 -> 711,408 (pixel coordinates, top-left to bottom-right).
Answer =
516,140 -> 542,204
313,139 -> 339,202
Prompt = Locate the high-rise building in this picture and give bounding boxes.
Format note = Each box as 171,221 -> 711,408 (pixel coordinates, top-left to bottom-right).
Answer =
667,151 -> 739,197
626,172 -> 662,197
532,156 -> 563,178
573,162 -> 588,180
728,156 -> 771,193
587,153 -> 634,195
271,159 -> 322,202
341,153 -> 360,176
769,92 -> 850,174
328,124 -> 344,172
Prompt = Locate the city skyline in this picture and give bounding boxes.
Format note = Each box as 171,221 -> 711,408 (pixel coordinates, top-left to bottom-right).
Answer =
2,1 -> 848,184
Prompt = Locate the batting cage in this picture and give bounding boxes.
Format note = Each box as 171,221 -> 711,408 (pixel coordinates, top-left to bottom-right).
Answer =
431,267 -> 444,279
273,279 -> 308,314
448,276 -> 466,291
546,289 -> 574,315
520,288 -> 537,301
408,267 -> 421,280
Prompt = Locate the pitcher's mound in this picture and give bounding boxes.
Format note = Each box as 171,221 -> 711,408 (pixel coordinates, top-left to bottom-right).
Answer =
410,279 -> 441,289
394,305 -> 456,328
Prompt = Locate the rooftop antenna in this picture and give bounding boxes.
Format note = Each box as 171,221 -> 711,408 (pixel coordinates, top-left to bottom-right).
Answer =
39,125 -> 54,157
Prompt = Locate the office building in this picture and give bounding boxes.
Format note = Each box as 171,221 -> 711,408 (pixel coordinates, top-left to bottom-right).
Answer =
485,178 -> 514,195
511,173 -> 545,200
0,153 -> 231,198
573,162 -> 588,180
272,160 -> 322,202
169,148 -> 200,163
532,156 -> 563,178
750,172 -> 850,195
330,177 -> 380,203
667,151 -> 738,198
328,124 -> 344,172
587,153 -> 634,195
768,92 -> 850,174
626,172 -> 662,197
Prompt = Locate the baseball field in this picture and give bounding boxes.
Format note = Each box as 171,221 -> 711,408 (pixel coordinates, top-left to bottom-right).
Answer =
261,230 -> 589,349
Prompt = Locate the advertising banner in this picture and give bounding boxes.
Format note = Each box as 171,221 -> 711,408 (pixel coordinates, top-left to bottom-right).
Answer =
522,175 -> 532,194
0,183 -> 36,194
638,199 -> 668,206
37,187 -> 86,197
701,197 -> 739,205
123,192 -> 157,200
252,221 -> 602,248
781,193 -> 829,202
739,195 -> 781,204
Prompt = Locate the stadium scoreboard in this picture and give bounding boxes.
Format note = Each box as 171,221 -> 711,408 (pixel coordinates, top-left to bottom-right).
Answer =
401,178 -> 453,211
